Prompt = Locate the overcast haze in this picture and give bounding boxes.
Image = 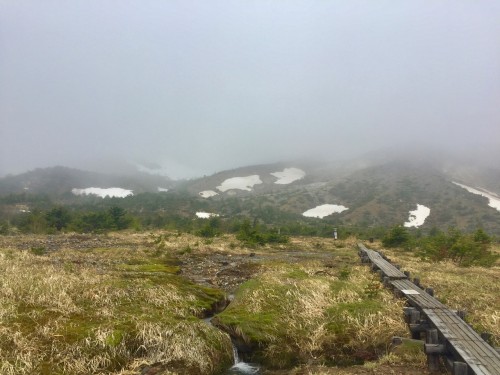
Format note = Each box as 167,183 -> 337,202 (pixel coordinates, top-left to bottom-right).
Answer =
1,1 -> 499,179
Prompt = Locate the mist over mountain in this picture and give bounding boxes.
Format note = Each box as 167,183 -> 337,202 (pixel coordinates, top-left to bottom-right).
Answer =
1,1 -> 499,234
1,1 -> 499,179
2,150 -> 500,235
0,166 -> 172,198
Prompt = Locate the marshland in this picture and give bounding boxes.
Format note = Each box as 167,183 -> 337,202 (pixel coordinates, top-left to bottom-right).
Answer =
0,231 -> 498,374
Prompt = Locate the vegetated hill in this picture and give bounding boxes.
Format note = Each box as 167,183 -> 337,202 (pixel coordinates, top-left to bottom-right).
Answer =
2,155 -> 500,236
0,166 -> 172,198
186,157 -> 500,235
179,158 -> 370,198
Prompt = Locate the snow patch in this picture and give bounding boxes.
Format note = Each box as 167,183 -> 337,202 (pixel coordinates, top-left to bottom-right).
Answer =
72,187 -> 133,198
199,190 -> 218,198
196,212 -> 219,219
302,204 -> 349,218
217,175 -> 262,192
157,187 -> 169,192
404,204 -> 430,228
453,182 -> 500,212
270,168 -> 306,184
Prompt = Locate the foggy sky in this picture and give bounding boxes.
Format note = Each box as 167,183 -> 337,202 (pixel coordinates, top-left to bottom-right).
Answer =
1,1 -> 499,179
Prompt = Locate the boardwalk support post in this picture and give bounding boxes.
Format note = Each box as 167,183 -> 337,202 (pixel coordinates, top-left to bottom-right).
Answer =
383,276 -> 390,288
403,307 -> 415,323
410,309 -> 422,339
377,269 -> 384,281
357,243 -> 500,374
426,329 -> 441,373
452,361 -> 467,375
481,332 -> 492,346
413,277 -> 421,287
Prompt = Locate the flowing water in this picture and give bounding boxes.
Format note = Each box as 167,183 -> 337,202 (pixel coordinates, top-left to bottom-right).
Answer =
226,344 -> 260,374
203,317 -> 260,374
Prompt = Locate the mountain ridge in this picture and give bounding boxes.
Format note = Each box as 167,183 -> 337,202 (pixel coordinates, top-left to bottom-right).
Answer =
1,155 -> 500,234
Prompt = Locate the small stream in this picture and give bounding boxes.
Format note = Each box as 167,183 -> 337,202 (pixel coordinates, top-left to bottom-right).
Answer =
203,310 -> 260,374
226,344 -> 260,375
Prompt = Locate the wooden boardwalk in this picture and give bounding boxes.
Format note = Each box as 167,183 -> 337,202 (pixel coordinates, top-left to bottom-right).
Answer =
358,243 -> 500,375
358,243 -> 407,280
424,309 -> 500,375
391,279 -> 448,310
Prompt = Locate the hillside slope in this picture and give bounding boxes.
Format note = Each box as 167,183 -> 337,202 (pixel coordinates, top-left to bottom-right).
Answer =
1,156 -> 500,235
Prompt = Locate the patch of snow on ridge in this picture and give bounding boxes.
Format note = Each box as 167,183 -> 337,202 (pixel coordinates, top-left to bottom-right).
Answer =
72,187 -> 133,198
302,204 -> 349,218
157,187 -> 169,192
217,175 -> 262,192
199,190 -> 218,198
453,182 -> 500,212
404,204 -> 430,228
271,168 -> 306,184
196,212 -> 219,219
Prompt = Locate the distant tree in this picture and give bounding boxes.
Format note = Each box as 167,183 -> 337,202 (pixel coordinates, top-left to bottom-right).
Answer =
236,219 -> 288,246
108,206 -> 132,230
18,209 -> 47,234
382,225 -> 410,248
417,227 -> 498,267
46,206 -> 71,231
196,217 -> 221,238
71,211 -> 112,233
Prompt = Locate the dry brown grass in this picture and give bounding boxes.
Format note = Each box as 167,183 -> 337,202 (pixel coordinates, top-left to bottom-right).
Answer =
371,241 -> 500,346
217,239 -> 410,369
5,232 -> 482,374
0,232 -> 233,375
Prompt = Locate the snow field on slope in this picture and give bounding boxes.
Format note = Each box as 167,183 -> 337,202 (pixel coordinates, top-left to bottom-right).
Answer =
270,168 -> 305,184
453,182 -> 500,212
404,204 -> 430,228
302,204 -> 349,218
72,187 -> 133,198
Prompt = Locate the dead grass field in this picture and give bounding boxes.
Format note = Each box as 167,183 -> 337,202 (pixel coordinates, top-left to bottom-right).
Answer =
0,232 -> 495,374
370,240 -> 500,347
0,232 -> 233,375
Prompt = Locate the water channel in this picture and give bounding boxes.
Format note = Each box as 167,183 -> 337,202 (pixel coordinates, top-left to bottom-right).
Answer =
203,314 -> 260,375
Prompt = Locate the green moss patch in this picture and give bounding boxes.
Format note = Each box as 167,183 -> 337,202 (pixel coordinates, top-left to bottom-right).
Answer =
216,261 -> 406,369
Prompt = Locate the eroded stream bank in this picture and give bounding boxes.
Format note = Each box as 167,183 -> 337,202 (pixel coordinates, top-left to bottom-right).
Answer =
204,309 -> 260,375
177,248 -> 350,375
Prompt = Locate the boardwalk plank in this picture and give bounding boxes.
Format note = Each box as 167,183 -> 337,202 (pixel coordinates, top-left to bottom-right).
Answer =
362,249 -> 407,279
358,244 -> 500,375
424,309 -> 500,374
391,279 -> 447,309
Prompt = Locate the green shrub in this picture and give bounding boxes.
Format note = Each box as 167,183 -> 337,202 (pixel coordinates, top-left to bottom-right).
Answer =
382,226 -> 411,248
236,220 -> 288,247
417,228 -> 498,267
